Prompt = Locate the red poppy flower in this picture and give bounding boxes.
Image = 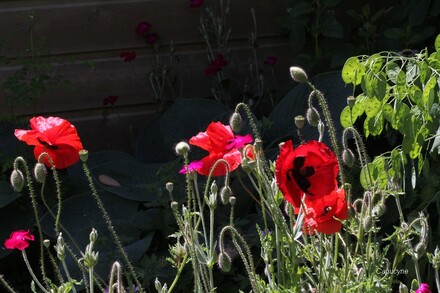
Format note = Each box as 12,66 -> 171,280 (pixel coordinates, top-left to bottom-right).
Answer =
275,140 -> 339,212
103,95 -> 118,106
302,189 -> 348,234
15,116 -> 83,169
4,230 -> 35,250
189,122 -> 252,176
120,51 -> 136,62
205,54 -> 228,76
136,21 -> 152,35
190,0 -> 204,7
146,33 -> 160,44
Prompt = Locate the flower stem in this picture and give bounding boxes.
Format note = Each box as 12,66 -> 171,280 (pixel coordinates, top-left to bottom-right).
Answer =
22,250 -> 50,293
0,274 -> 16,293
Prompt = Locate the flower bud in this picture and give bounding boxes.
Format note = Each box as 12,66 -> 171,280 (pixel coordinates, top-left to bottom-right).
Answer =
10,169 -> 25,192
347,96 -> 356,109
399,283 -> 408,293
175,142 -> 190,156
165,182 -> 174,193
229,112 -> 242,132
294,115 -> 305,129
43,239 -> 51,248
342,148 -> 356,168
218,252 -> 232,272
89,228 -> 98,244
170,201 -> 178,211
241,157 -> 256,173
79,149 -> 89,162
220,186 -> 232,205
229,196 -> 236,206
33,163 -> 47,183
306,107 -> 320,127
210,181 -> 218,196
290,66 -> 308,83
362,216 -> 373,231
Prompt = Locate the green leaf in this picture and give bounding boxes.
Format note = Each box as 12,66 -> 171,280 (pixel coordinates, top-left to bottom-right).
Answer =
340,96 -> 365,128
435,34 -> 440,51
386,62 -> 401,84
364,114 -> 384,137
360,156 -> 388,189
366,54 -> 383,73
342,57 -> 364,85
320,12 -> 343,38
418,61 -> 431,84
423,76 -> 437,110
430,125 -> 440,154
382,104 -> 394,123
365,97 -> 381,117
392,101 -> 410,132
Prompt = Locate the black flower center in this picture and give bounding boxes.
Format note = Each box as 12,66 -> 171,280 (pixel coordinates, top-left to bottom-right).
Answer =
38,138 -> 58,150
286,156 -> 315,195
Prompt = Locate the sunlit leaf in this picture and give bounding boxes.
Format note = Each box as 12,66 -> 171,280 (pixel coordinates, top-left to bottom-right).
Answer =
342,57 -> 364,85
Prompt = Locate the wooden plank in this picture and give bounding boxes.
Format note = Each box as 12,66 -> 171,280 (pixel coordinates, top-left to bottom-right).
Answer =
0,0 -> 288,57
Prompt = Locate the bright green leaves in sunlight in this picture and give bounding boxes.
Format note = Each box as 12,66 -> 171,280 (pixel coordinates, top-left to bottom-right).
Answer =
342,57 -> 365,85
360,157 -> 394,190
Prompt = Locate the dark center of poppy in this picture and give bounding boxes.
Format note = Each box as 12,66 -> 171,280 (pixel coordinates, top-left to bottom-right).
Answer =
286,156 -> 315,195
38,138 -> 58,150
321,206 -> 332,216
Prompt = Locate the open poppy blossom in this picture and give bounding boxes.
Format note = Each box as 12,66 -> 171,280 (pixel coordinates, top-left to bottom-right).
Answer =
15,116 -> 83,169
4,230 -> 35,251
275,140 -> 339,212
189,121 -> 252,176
303,188 -> 348,234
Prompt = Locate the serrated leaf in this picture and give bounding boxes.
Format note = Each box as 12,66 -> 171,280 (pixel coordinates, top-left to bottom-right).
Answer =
342,57 -> 364,85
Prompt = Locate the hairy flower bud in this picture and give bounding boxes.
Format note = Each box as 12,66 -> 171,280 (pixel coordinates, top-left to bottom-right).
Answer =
362,216 -> 373,231
290,66 -> 308,83
10,169 -> 25,192
218,252 -> 232,272
220,186 -> 232,205
175,142 -> 190,156
33,163 -> 47,183
229,112 -> 242,132
342,148 -> 356,168
306,107 -> 320,127
294,115 -> 305,129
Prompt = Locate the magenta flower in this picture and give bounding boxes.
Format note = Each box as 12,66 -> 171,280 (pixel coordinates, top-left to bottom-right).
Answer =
179,160 -> 203,174
120,51 -> 136,62
190,0 -> 203,8
416,283 -> 432,293
226,134 -> 253,150
4,230 -> 35,251
205,54 -> 228,76
264,55 -> 278,65
136,21 -> 152,35
146,33 -> 160,44
103,96 -> 118,106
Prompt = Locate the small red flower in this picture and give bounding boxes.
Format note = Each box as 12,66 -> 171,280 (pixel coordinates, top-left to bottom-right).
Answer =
179,160 -> 203,174
146,33 -> 160,44
189,122 -> 252,176
4,230 -> 35,251
136,21 -> 152,35
205,54 -> 228,76
275,140 -> 339,212
103,95 -> 118,106
416,283 -> 432,293
303,189 -> 348,234
190,0 -> 204,8
15,116 -> 83,169
264,56 -> 278,65
120,51 -> 136,62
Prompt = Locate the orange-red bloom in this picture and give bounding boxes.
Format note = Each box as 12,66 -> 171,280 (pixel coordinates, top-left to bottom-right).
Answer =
189,121 -> 252,176
15,116 -> 83,169
275,140 -> 339,212
4,230 -> 34,251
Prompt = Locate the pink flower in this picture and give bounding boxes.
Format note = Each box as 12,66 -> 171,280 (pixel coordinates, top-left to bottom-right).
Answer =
136,21 -> 152,35
190,0 -> 203,8
205,54 -> 228,76
264,55 -> 278,65
179,160 -> 203,174
4,230 -> 35,251
226,134 -> 253,150
120,51 -> 136,62
146,33 -> 160,44
103,96 -> 118,106
415,283 -> 432,293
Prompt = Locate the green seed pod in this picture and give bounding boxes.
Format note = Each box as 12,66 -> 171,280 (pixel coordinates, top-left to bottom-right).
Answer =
79,149 -> 89,162
289,66 -> 308,83
218,252 -> 232,272
347,96 -> 356,109
170,201 -> 179,211
294,115 -> 305,129
306,107 -> 320,127
33,163 -> 47,183
165,182 -> 174,193
342,148 -> 356,168
229,112 -> 242,132
10,169 -> 25,192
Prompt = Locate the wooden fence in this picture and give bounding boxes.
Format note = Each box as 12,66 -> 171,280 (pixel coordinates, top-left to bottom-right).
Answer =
0,0 -> 292,151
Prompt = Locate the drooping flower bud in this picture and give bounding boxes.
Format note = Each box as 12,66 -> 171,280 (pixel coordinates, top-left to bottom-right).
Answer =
290,66 -> 308,83
342,148 -> 356,168
229,112 -> 242,132
306,107 -> 320,127
294,115 -> 305,129
175,142 -> 190,156
10,169 -> 25,192
220,186 -> 232,205
33,163 -> 47,183
218,252 -> 232,272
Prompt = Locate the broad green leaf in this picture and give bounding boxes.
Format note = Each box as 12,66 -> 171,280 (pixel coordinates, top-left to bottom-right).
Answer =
366,54 -> 383,73
428,57 -> 440,70
406,61 -> 419,83
360,156 -> 388,189
321,12 -> 343,38
364,114 -> 384,137
396,70 -> 407,99
392,101 -> 410,132
423,76 -> 437,110
418,61 -> 431,84
340,99 -> 365,128
365,97 -> 381,117
408,85 -> 423,109
382,104 -> 394,123
435,34 -> 440,51
342,57 -> 364,85
386,62 -> 400,84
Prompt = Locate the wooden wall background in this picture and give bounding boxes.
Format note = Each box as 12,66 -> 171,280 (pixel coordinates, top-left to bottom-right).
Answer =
0,0 -> 292,152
